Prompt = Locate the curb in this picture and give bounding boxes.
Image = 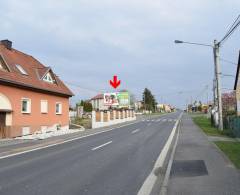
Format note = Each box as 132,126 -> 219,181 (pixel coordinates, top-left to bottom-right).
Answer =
159,117 -> 181,195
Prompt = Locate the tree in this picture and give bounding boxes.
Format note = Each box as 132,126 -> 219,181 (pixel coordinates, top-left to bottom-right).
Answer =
142,88 -> 157,112
77,100 -> 93,112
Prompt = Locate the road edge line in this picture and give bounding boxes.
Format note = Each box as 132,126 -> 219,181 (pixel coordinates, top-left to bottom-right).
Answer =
159,117 -> 181,195
0,121 -> 139,160
137,112 -> 183,195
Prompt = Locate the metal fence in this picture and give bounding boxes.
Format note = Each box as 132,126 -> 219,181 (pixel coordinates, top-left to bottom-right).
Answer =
223,116 -> 240,137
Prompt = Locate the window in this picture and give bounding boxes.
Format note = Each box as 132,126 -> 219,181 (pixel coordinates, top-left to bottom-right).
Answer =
0,55 -> 10,72
43,72 -> 55,83
56,102 -> 62,115
41,100 -> 48,113
21,98 -> 31,113
16,64 -> 28,75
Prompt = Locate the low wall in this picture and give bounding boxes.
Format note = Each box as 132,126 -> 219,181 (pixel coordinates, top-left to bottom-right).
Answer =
92,110 -> 136,129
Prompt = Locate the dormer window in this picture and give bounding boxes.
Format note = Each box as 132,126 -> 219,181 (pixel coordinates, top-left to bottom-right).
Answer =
16,64 -> 28,75
0,55 -> 10,72
43,72 -> 55,83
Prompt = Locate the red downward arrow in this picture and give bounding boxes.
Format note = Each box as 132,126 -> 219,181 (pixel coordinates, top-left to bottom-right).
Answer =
109,75 -> 121,89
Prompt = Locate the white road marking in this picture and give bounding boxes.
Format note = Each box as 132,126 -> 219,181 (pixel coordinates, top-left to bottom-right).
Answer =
137,113 -> 183,195
131,129 -> 140,134
151,120 -> 155,122
163,119 -> 167,122
0,121 -> 139,160
91,141 -> 112,151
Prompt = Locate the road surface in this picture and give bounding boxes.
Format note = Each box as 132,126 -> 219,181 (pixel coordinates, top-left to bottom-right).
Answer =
0,112 -> 180,195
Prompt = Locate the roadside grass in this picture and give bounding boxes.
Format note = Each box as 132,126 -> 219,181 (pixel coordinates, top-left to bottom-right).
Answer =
215,141 -> 240,169
71,118 -> 91,129
192,115 -> 225,136
191,114 -> 240,169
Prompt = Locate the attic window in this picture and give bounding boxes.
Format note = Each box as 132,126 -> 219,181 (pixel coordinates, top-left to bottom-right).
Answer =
43,72 -> 55,84
16,64 -> 28,75
0,55 -> 10,72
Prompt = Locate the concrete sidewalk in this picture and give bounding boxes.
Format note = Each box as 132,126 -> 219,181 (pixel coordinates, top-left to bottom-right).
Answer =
168,114 -> 240,195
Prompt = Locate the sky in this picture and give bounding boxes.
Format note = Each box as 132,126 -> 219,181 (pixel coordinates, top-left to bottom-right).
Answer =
0,0 -> 240,108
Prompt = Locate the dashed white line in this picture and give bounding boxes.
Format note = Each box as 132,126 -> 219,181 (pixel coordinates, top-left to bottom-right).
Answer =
91,141 -> 112,151
131,129 -> 140,134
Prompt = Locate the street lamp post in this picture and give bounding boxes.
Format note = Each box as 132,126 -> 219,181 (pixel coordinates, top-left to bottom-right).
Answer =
174,39 -> 223,130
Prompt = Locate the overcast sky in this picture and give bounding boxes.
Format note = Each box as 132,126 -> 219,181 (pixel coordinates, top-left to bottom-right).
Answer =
1,0 -> 240,108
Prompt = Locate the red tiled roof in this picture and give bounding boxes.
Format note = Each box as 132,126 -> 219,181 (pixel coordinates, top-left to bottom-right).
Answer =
91,94 -> 103,100
0,42 -> 74,97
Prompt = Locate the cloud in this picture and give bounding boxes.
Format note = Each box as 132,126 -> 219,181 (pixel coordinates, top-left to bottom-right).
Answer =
0,0 -> 240,107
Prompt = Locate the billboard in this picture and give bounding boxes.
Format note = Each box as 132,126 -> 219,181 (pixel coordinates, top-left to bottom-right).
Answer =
117,92 -> 130,107
103,92 -> 130,107
103,93 -> 119,106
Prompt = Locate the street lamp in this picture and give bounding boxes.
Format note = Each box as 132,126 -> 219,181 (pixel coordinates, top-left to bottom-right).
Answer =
174,39 -> 223,130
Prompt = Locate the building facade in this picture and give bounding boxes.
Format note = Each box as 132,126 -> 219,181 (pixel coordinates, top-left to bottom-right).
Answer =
0,40 -> 73,138
91,94 -> 109,111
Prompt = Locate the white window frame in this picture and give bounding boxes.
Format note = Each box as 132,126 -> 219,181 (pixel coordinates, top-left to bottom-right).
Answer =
21,98 -> 31,114
56,102 -> 62,115
40,100 -> 48,113
16,64 -> 28,75
43,72 -> 55,83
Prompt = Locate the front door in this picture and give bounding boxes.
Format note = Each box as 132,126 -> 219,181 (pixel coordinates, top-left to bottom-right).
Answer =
0,112 -> 6,127
0,112 -> 6,138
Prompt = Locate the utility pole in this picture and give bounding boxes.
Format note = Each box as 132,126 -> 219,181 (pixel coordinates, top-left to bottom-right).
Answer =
213,40 -> 223,130
213,79 -> 216,107
174,13 -> 240,130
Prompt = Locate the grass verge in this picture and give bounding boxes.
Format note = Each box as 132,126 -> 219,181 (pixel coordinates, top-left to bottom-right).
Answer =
71,118 -> 91,129
215,141 -> 240,169
192,115 -> 224,136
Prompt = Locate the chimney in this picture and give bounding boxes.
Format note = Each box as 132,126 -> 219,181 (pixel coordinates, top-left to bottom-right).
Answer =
0,40 -> 12,50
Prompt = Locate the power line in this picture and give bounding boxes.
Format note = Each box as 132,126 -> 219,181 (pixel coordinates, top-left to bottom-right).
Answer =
64,81 -> 103,94
221,73 -> 235,78
220,58 -> 237,65
220,14 -> 240,45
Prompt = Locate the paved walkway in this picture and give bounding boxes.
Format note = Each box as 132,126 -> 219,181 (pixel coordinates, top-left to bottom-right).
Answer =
168,114 -> 240,195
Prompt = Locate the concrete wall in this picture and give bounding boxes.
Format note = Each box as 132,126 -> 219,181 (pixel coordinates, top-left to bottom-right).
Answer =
92,110 -> 136,129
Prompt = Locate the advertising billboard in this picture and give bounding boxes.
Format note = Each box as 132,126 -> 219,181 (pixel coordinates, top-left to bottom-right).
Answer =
117,92 -> 130,107
103,93 -> 119,106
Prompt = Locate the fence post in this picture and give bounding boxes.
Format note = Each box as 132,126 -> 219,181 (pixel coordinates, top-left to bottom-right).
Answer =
107,111 -> 110,122
113,110 -> 116,120
92,111 -> 96,128
100,111 -> 104,122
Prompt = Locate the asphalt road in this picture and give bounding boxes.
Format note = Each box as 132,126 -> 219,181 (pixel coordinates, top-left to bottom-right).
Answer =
0,112 -> 180,195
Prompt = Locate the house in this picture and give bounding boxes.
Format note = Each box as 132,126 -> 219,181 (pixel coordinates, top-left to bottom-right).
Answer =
234,51 -> 240,115
91,94 -> 109,111
0,40 -> 73,138
134,101 -> 143,111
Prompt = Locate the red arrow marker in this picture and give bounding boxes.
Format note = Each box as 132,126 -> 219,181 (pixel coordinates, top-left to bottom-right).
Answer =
109,75 -> 121,89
